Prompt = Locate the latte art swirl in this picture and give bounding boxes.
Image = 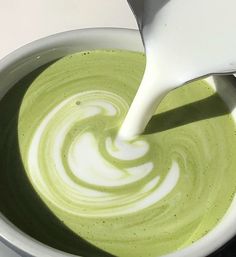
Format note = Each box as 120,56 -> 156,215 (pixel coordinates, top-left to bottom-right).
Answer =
27,89 -> 179,217
18,50 -> 236,257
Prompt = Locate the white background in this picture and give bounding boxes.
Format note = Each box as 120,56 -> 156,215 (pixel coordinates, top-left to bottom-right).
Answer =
0,0 -> 137,256
0,0 -> 137,59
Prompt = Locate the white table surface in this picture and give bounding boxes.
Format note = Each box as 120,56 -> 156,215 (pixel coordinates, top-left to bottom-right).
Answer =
0,0 -> 137,256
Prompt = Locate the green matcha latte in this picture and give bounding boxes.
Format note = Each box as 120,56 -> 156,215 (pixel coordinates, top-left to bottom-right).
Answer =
17,50 -> 236,257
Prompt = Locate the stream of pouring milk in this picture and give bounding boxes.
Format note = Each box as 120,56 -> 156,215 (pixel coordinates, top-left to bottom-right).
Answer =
119,0 -> 236,139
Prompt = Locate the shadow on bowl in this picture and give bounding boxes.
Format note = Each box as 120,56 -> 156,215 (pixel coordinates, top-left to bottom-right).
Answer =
0,63 -> 114,257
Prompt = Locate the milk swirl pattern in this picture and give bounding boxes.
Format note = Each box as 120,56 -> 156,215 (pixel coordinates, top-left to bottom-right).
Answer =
18,50 -> 236,257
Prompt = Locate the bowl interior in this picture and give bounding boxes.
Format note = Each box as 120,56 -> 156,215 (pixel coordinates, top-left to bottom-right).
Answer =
0,28 -> 236,257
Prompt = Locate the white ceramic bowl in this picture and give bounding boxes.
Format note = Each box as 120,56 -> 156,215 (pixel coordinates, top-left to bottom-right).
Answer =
0,28 -> 236,257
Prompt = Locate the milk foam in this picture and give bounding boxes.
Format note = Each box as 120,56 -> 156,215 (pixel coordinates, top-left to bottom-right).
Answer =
27,89 -> 178,214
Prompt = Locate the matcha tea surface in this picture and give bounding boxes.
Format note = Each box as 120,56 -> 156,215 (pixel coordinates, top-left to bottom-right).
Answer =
18,50 -> 236,257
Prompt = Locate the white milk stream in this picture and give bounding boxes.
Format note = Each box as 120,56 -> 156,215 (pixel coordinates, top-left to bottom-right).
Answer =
119,0 -> 236,139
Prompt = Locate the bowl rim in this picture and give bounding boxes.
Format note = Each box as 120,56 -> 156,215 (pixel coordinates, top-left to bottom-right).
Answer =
0,27 -> 236,257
